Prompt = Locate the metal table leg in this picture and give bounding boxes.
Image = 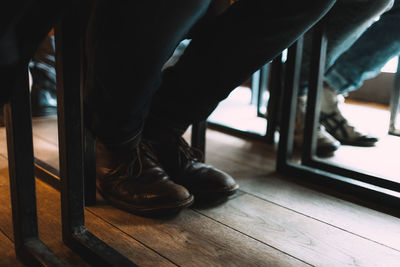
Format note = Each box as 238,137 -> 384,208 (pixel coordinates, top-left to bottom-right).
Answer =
54,7 -> 137,266
5,70 -> 66,266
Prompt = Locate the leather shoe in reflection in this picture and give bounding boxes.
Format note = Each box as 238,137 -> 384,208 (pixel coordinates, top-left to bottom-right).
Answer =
30,74 -> 57,117
147,136 -> 239,202
96,139 -> 194,216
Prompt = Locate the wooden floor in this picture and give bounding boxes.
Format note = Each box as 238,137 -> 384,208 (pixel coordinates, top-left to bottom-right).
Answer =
0,116 -> 400,266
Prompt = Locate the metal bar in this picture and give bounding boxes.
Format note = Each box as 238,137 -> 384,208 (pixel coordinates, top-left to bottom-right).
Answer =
304,157 -> 400,192
207,121 -> 271,142
5,70 -> 65,266
389,56 -> 400,136
275,22 -> 400,215
207,63 -> 273,143
276,38 -> 304,171
191,121 -> 207,161
55,7 -> 137,266
279,162 -> 400,217
34,158 -> 61,191
302,23 -> 327,163
265,58 -> 283,143
84,129 -> 97,206
19,238 -> 67,267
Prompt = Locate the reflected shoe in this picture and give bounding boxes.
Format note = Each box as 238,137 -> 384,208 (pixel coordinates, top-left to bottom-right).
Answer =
295,95 -> 340,157
29,35 -> 58,117
96,140 -> 194,216
294,125 -> 340,157
30,85 -> 57,117
30,71 -> 57,117
147,136 -> 239,201
320,86 -> 378,147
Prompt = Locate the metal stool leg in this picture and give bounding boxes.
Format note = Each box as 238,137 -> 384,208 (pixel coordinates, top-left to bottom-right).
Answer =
5,70 -> 65,266
276,39 -> 304,170
55,8 -> 136,266
83,129 -> 96,206
191,121 -> 207,162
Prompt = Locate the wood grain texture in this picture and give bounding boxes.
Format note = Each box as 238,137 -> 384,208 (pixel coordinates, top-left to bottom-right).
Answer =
0,232 -> 23,267
197,193 -> 400,267
0,110 -> 398,266
88,205 -> 307,267
202,131 -> 400,252
235,171 -> 400,252
0,155 -> 175,266
35,179 -> 176,267
32,116 -> 59,146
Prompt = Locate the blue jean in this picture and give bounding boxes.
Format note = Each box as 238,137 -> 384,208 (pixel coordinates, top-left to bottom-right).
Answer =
299,0 -> 394,94
325,0 -> 400,94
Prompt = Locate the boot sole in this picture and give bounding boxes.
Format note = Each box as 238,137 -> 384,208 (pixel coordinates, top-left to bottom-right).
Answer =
339,140 -> 377,147
97,188 -> 194,217
191,183 -> 239,200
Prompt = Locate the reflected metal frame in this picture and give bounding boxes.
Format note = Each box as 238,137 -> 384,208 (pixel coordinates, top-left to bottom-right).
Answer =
276,23 -> 400,215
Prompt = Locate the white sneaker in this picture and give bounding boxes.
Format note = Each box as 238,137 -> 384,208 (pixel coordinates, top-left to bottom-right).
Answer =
294,95 -> 340,157
320,86 -> 378,147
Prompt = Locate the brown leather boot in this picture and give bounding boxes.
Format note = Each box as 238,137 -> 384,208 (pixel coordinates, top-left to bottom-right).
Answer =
146,136 -> 239,201
96,139 -> 194,216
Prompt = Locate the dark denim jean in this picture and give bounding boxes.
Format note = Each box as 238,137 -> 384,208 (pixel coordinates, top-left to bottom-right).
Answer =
85,0 -> 336,150
299,0 -> 394,94
325,0 -> 400,94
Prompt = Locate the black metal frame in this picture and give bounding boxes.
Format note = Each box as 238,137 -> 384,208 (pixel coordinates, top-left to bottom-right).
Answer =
4,67 -> 65,265
24,3 -> 208,265
191,120 -> 207,162
53,6 -> 137,266
276,23 -> 400,215
207,59 -> 282,144
3,4 -> 137,266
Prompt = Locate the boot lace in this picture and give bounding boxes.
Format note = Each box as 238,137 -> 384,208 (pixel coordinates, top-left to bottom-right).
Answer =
123,140 -> 160,178
177,136 -> 204,163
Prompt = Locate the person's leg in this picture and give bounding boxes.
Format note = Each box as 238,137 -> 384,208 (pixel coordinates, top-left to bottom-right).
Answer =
85,0 -> 212,150
319,0 -> 400,146
146,0 -> 337,134
300,0 -> 394,92
85,0 -> 217,215
295,0 -> 393,152
325,0 -> 400,94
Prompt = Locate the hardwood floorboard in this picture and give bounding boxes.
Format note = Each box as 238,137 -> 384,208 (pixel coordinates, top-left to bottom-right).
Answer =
32,116 -> 59,146
196,193 -> 400,267
33,135 -> 59,169
0,232 -> 23,267
87,204 -> 307,267
0,157 -> 177,266
0,115 -> 398,266
202,130 -> 277,173
235,172 -> 400,252
204,131 -> 400,252
36,179 -> 176,267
